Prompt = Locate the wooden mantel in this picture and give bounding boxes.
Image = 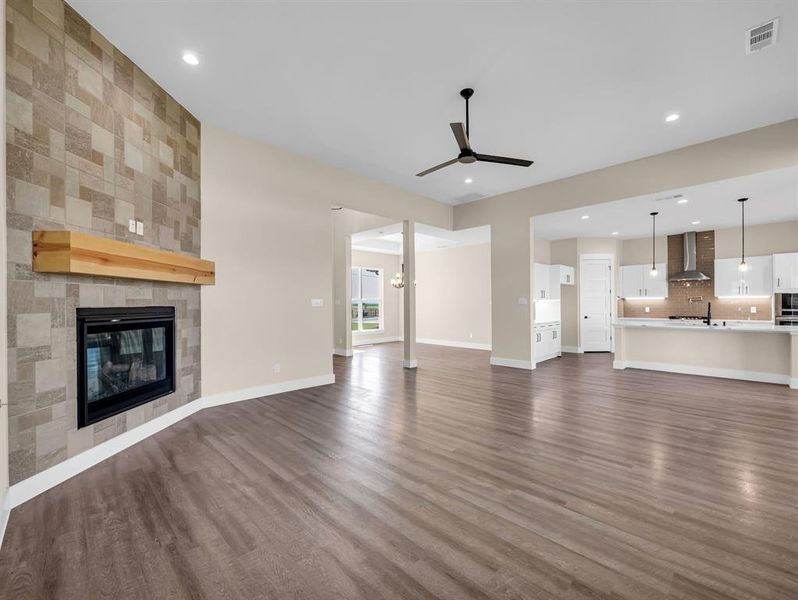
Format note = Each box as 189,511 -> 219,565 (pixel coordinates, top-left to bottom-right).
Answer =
32,230 -> 216,285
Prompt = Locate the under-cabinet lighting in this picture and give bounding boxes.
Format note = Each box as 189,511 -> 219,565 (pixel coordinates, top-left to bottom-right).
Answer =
716,295 -> 771,300
623,297 -> 666,300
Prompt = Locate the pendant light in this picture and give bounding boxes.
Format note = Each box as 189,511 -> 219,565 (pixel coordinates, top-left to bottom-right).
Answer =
738,198 -> 748,272
649,212 -> 659,277
390,263 -> 405,288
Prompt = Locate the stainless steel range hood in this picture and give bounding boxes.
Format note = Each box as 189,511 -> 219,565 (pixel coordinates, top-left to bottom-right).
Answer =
669,231 -> 711,281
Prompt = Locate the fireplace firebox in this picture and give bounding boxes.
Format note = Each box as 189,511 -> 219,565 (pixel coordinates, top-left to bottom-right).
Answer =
77,306 -> 176,428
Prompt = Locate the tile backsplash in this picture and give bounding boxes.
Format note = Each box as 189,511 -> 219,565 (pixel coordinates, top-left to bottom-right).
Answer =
620,231 -> 772,321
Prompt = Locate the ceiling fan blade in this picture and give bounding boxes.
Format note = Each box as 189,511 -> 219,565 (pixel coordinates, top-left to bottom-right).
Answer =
475,153 -> 533,167
450,122 -> 470,151
416,158 -> 458,177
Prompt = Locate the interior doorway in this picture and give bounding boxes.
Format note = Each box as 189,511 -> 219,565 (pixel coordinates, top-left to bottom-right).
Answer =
579,254 -> 613,352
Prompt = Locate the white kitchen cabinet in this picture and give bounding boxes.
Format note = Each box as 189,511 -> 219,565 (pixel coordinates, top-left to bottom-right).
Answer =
550,264 -> 575,286
773,252 -> 798,292
714,255 -> 773,297
620,264 -> 667,298
534,322 -> 561,362
533,263 -> 551,300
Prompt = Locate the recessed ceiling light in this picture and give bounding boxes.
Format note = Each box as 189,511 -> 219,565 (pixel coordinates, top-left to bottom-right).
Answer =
665,112 -> 680,123
677,198 -> 688,204
611,231 -> 619,236
691,220 -> 701,225
182,52 -> 199,66
464,178 -> 473,184
581,215 -> 590,220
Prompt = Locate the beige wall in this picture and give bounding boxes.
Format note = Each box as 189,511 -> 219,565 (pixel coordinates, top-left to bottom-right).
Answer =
416,244 -> 491,347
621,236 -> 668,266
715,219 -> 798,259
351,250 -> 403,344
616,327 -> 791,377
202,126 -> 334,395
534,238 -> 551,265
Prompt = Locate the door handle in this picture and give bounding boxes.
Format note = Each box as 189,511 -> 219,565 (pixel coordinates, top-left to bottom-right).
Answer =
583,315 -> 589,319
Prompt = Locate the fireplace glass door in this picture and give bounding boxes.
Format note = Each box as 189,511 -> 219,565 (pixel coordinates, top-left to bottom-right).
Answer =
77,307 -> 175,427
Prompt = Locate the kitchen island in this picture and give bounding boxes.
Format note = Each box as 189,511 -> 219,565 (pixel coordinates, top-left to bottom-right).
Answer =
613,318 -> 798,389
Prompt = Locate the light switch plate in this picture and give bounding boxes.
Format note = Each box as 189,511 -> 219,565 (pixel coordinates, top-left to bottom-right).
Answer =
518,297 -> 528,305
311,298 -> 324,307
750,306 -> 757,314
128,219 -> 136,233
135,221 -> 144,235
645,306 -> 650,313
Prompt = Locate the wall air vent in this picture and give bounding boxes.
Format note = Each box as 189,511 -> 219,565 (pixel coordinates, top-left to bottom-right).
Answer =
746,18 -> 778,54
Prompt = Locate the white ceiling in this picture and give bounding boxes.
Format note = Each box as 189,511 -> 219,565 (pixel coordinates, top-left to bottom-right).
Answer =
352,224 -> 490,255
71,2 -> 797,205
534,166 -> 798,241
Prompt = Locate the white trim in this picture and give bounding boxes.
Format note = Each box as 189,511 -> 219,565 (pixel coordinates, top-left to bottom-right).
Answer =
353,335 -> 402,346
5,374 -> 335,511
0,490 -> 9,550
790,378 -> 798,390
562,346 -> 582,353
617,360 -> 790,385
402,359 -> 418,369
490,356 -> 535,370
535,351 -> 561,363
417,338 -> 491,351
333,348 -> 353,357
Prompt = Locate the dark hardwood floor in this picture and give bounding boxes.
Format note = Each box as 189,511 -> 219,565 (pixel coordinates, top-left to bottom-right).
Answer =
2,343 -> 797,599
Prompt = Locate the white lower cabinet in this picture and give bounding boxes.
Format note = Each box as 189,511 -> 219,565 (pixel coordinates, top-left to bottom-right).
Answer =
534,322 -> 562,363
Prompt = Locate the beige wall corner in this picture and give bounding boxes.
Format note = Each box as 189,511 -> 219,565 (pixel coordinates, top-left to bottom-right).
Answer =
791,334 -> 798,390
454,119 -> 798,229
201,126 -> 334,395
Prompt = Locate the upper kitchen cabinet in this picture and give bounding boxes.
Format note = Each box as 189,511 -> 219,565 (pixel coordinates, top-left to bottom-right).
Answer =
714,256 -> 773,297
533,263 -> 551,299
620,264 -> 667,298
550,264 -> 575,286
773,253 -> 798,293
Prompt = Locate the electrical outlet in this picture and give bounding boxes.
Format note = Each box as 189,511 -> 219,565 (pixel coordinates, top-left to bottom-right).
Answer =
750,306 -> 757,314
135,221 -> 144,235
469,332 -> 473,339
518,297 -> 528,305
645,306 -> 650,313
311,298 -> 323,307
128,219 -> 136,233
273,362 -> 281,374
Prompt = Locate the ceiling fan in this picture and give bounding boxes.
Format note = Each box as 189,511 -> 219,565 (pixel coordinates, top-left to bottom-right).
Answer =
416,88 -> 534,177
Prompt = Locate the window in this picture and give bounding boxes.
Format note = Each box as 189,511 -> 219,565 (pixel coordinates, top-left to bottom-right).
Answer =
351,267 -> 383,332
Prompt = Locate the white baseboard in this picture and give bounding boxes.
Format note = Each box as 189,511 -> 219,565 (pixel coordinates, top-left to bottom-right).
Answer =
0,490 -> 9,551
790,378 -> 797,390
5,374 -> 335,512
562,346 -> 582,354
353,335 -> 402,346
333,348 -> 353,357
535,352 -> 561,363
490,356 -> 535,370
618,360 -> 790,386
402,359 -> 418,369
417,338 -> 491,351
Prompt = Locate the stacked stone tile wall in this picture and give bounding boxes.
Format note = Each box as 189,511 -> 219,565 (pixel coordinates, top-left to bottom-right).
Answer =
6,0 -> 201,482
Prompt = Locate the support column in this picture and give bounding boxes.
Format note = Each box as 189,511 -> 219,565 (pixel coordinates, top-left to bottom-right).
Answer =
790,332 -> 798,390
332,232 -> 353,357
489,216 -> 534,369
402,220 -> 417,369
613,325 -> 627,369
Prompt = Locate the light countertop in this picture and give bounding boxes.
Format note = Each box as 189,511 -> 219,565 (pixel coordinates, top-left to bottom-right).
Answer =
614,318 -> 798,334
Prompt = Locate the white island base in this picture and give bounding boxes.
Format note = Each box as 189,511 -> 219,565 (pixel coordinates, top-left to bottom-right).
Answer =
613,320 -> 798,390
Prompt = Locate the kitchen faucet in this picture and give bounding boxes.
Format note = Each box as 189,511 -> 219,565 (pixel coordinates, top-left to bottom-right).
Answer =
704,301 -> 712,325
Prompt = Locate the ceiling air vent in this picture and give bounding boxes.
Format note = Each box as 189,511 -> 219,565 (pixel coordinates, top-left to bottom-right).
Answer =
746,18 -> 778,54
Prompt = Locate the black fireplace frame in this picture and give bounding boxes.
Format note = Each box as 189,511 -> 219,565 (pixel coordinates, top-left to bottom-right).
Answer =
77,306 -> 176,428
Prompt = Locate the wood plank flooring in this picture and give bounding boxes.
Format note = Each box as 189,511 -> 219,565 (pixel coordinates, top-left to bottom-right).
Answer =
1,343 -> 797,599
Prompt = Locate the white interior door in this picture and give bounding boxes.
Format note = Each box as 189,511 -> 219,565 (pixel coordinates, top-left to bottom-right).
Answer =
580,256 -> 613,352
